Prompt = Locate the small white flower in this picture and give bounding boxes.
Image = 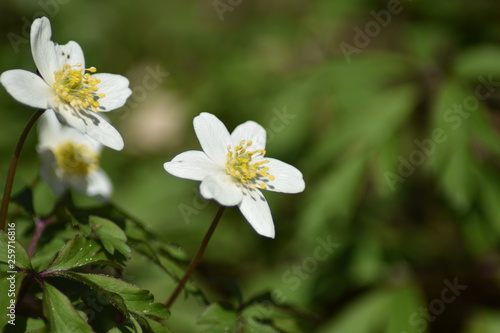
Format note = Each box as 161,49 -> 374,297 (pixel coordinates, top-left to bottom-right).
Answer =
37,109 -> 112,200
164,112 -> 305,238
0,17 -> 132,151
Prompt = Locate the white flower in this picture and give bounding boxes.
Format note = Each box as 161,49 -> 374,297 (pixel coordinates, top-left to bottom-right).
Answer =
0,17 -> 131,151
164,112 -> 305,238
37,109 -> 112,200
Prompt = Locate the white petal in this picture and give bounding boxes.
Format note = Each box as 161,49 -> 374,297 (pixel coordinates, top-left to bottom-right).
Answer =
265,158 -> 305,194
231,120 -> 266,151
86,170 -> 112,199
65,174 -> 89,196
54,104 -> 124,151
30,17 -> 59,86
38,149 -> 66,196
92,73 -> 132,112
54,41 -> 85,69
0,70 -> 54,109
38,109 -> 62,148
193,113 -> 231,165
238,190 -> 275,238
200,173 -> 243,206
164,150 -> 221,181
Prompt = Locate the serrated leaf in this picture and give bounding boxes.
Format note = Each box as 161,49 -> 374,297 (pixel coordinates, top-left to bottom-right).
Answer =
89,216 -> 131,258
64,272 -> 169,320
59,270 -> 129,322
42,283 -> 93,333
0,230 -> 31,270
46,235 -> 107,271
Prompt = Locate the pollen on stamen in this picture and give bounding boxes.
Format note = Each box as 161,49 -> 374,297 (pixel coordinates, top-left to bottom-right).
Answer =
225,140 -> 275,190
52,63 -> 105,113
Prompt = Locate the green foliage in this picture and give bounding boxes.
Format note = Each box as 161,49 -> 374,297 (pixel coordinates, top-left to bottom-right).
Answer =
42,283 -> 94,333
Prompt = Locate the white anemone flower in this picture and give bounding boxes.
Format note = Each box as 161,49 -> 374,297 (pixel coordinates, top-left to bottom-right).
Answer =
37,109 -> 112,200
164,112 -> 305,238
0,17 -> 131,151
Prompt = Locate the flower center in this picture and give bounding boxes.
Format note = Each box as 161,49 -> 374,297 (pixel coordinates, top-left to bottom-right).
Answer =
53,64 -> 105,112
54,141 -> 99,176
225,140 -> 275,190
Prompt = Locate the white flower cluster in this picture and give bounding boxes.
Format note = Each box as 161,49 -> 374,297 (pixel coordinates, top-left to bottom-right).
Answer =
1,17 -> 305,238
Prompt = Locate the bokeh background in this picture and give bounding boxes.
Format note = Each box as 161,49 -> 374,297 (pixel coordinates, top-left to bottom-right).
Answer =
2,0 -> 500,332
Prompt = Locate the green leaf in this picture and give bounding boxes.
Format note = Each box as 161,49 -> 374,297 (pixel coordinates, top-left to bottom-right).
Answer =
0,230 -> 32,270
385,284 -> 426,333
88,216 -> 131,258
42,283 -> 94,333
298,154 -> 366,244
307,80 -> 416,172
317,289 -> 394,333
429,79 -> 477,209
26,318 -> 48,332
242,302 -> 305,333
349,234 -> 385,286
129,316 -> 143,333
141,316 -> 173,333
108,327 -> 136,333
46,235 -> 107,271
63,272 -> 169,320
199,303 -> 238,325
31,237 -> 67,271
454,45 -> 500,78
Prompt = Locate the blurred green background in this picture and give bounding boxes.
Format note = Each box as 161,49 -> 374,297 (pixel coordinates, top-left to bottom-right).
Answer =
2,0 -> 500,332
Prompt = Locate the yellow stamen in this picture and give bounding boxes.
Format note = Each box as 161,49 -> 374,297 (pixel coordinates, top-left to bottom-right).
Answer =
54,141 -> 99,176
225,140 -> 274,190
52,64 -> 104,112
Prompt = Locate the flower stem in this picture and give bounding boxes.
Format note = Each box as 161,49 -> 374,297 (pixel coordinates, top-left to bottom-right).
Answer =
166,205 -> 225,309
27,216 -> 52,257
0,109 -> 44,231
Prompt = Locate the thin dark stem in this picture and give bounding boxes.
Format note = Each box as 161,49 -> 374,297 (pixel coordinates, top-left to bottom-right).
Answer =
166,205 -> 225,309
0,109 -> 44,231
27,216 -> 51,257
